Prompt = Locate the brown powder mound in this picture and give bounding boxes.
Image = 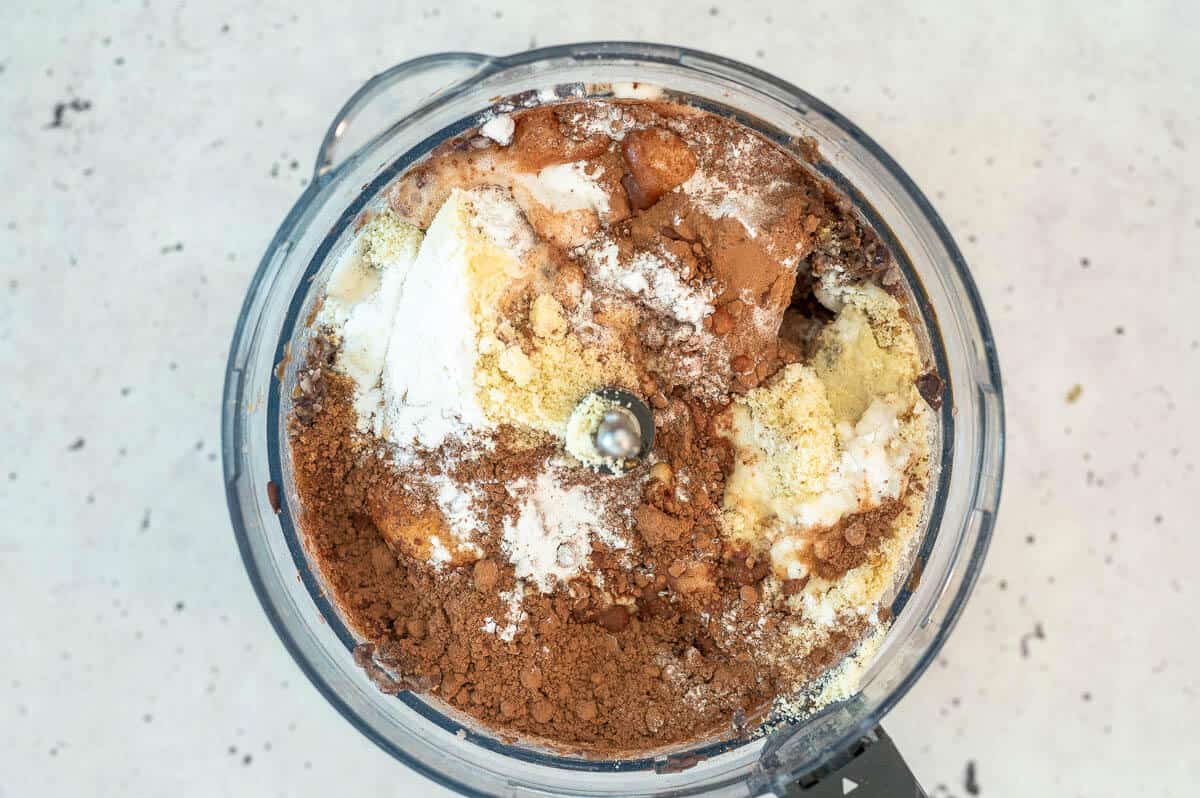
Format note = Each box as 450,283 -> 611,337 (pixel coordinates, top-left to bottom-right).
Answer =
290,378 -> 779,752
508,106 -> 612,171
361,588 -> 780,749
807,499 -> 906,581
620,127 -> 697,208
627,197 -> 795,393
287,97 -> 929,754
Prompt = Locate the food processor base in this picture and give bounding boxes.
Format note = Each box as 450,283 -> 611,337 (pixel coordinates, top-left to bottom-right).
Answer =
782,727 -> 924,797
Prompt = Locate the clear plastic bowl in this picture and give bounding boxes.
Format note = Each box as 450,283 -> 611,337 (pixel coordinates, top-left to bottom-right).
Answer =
222,42 -> 1004,797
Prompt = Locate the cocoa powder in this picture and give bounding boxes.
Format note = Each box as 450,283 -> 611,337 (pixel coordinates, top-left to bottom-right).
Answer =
806,500 -> 906,581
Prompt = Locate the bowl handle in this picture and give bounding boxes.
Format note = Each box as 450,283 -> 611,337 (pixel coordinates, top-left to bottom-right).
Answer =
314,52 -> 497,178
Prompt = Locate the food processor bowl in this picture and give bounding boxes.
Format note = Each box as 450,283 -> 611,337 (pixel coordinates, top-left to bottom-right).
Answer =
222,42 -> 1003,797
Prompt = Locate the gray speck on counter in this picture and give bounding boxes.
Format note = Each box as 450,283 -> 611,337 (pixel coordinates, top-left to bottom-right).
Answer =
1019,623 -> 1046,658
46,98 -> 92,129
965,759 -> 980,795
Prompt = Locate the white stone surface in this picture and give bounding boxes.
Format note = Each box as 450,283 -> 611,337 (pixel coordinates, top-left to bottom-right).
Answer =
2,1 -> 1198,796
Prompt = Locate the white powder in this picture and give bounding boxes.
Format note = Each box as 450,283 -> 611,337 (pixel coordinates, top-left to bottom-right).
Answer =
464,185 -> 536,257
324,189 -> 533,454
428,536 -> 452,567
479,113 -> 515,146
568,104 -> 634,141
790,397 -> 914,528
481,584 -> 527,642
583,242 -> 715,325
515,161 -> 610,215
749,295 -> 779,335
760,396 -> 915,532
680,170 -> 783,238
317,213 -> 422,434
501,467 -> 626,592
432,475 -> 485,560
435,477 -> 477,537
770,537 -> 811,581
380,191 -> 494,452
833,397 -> 914,501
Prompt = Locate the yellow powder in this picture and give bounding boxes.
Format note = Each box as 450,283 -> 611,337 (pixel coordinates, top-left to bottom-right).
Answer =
530,293 -> 567,339
808,283 -> 921,423
431,190 -> 596,437
753,439 -> 931,710
771,622 -> 890,724
722,364 -> 838,543
497,345 -> 535,387
813,304 -> 917,423
360,209 -> 424,269
325,211 -> 423,311
843,282 -> 916,348
781,407 -> 931,621
476,332 -> 635,436
719,282 -> 930,584
437,189 -> 635,439
457,212 -> 531,331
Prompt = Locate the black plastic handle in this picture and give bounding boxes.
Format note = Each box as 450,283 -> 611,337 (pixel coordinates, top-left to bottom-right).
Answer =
782,727 -> 926,798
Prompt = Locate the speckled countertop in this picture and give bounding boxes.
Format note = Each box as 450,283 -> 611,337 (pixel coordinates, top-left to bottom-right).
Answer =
2,2 -> 1198,796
